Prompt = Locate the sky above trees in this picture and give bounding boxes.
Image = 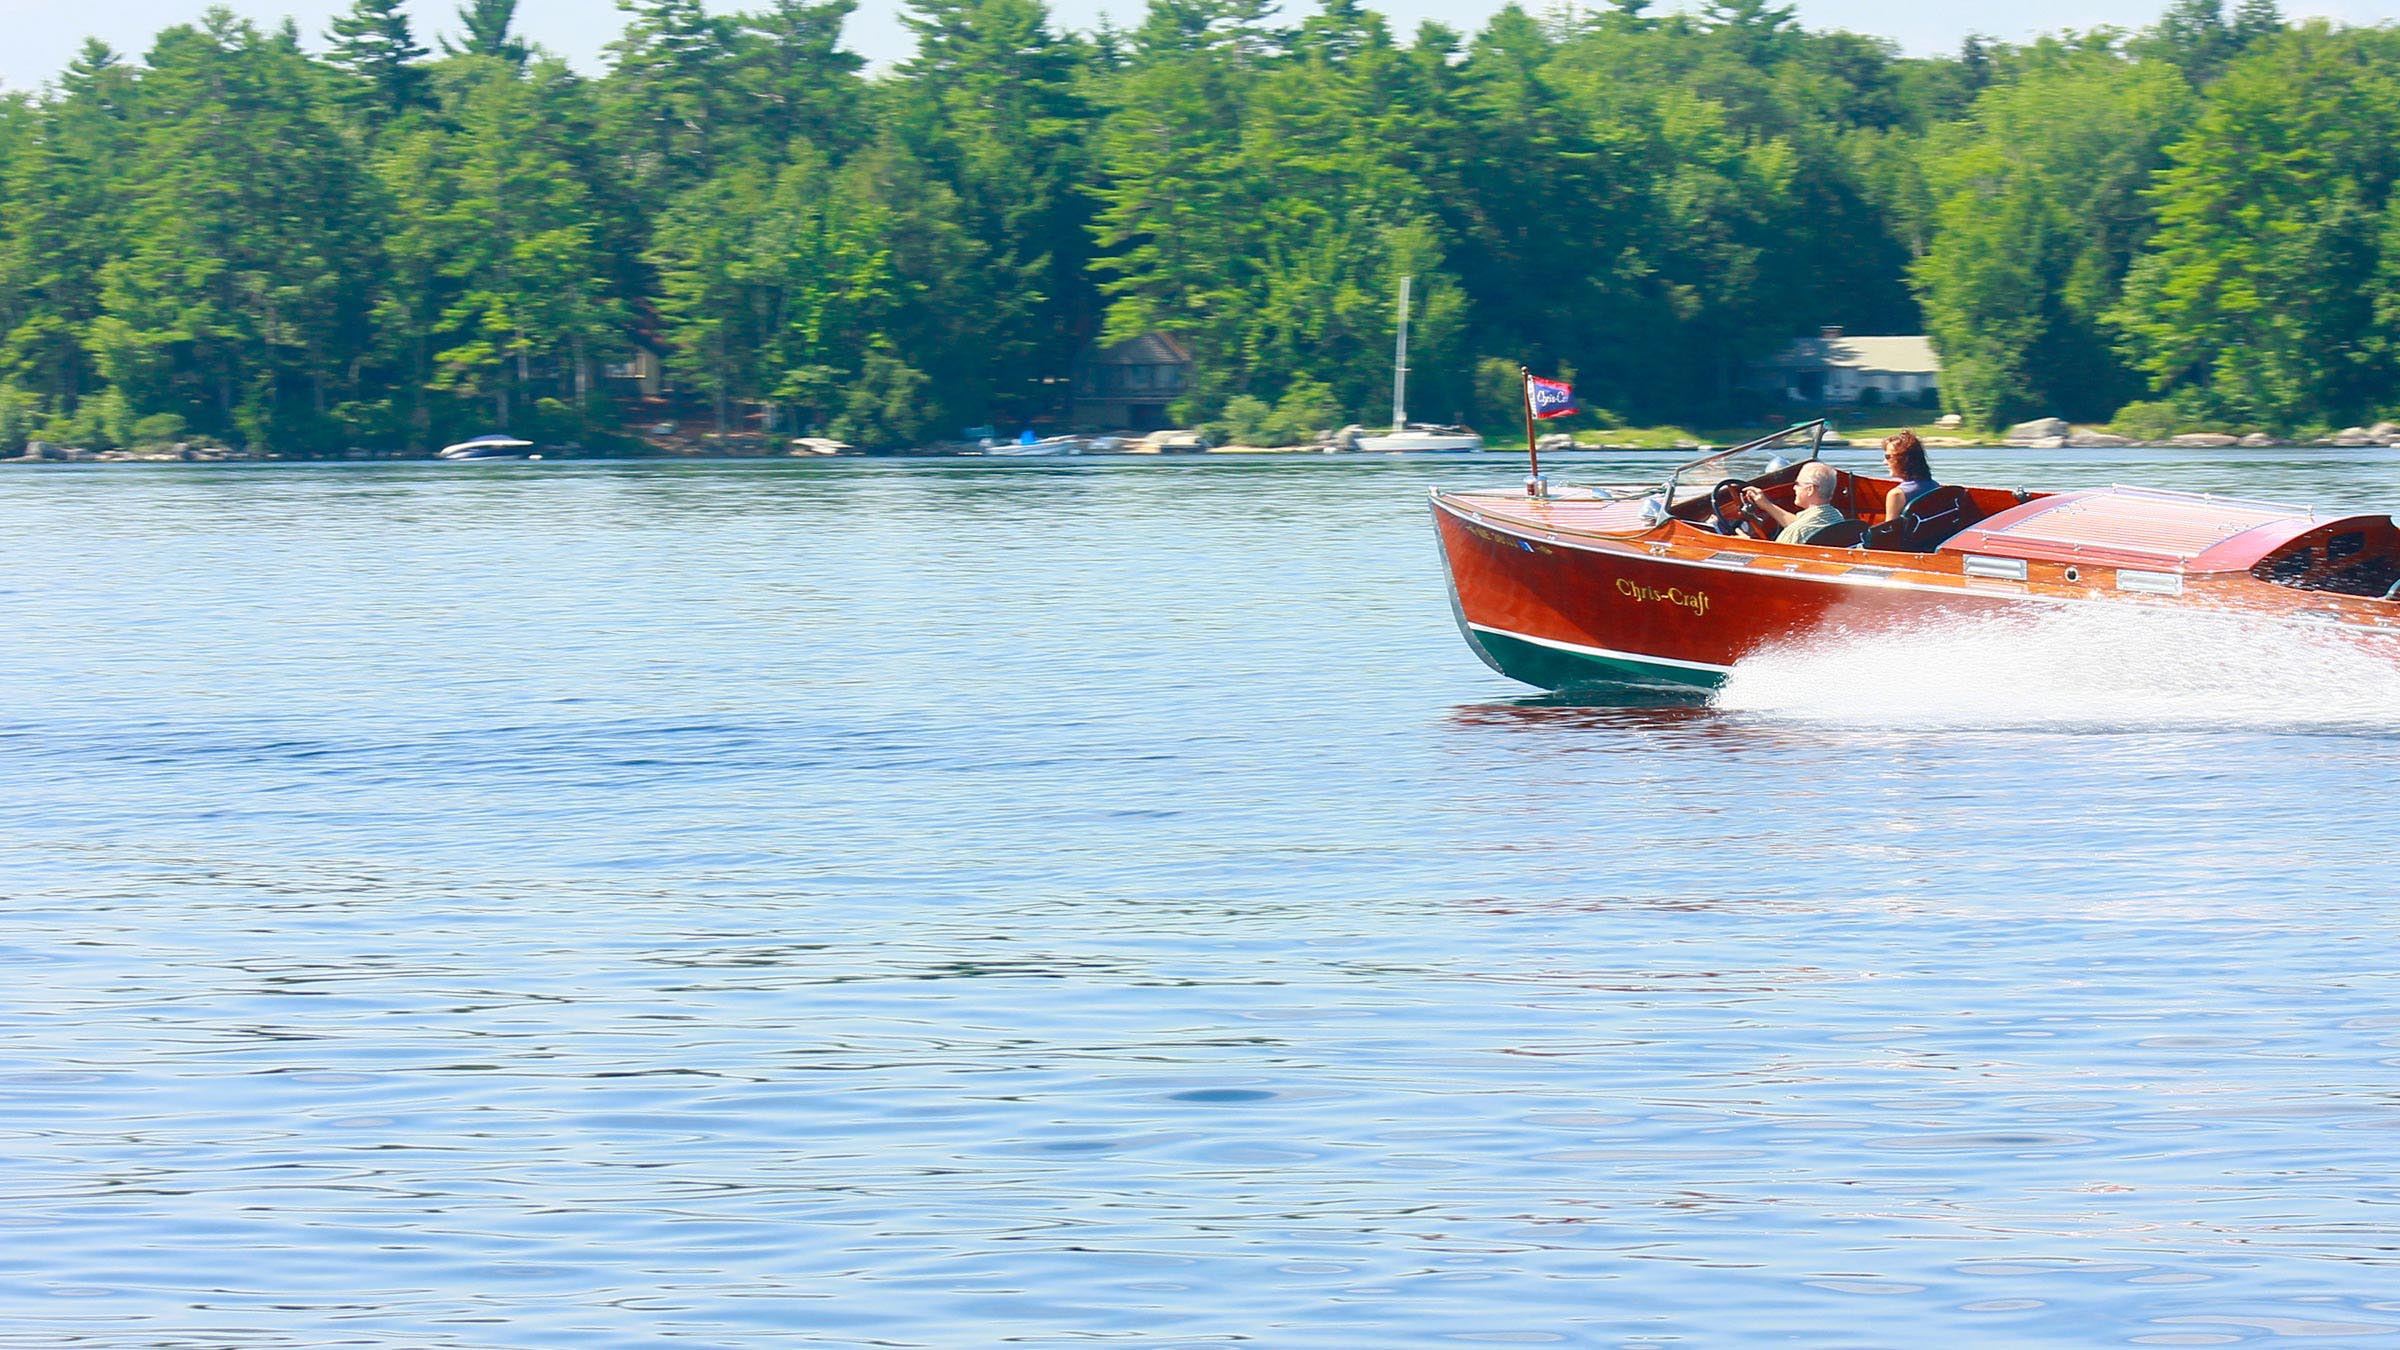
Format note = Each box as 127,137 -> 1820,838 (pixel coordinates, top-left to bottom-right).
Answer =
0,0 -> 2392,89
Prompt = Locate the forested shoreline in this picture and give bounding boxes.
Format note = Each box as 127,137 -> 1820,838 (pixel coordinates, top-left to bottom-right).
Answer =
0,0 -> 2392,455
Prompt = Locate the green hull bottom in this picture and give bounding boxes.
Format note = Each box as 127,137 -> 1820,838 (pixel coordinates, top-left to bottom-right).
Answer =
1466,626 -> 1728,692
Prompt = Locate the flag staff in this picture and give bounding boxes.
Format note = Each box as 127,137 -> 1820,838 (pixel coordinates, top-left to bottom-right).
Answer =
1519,367 -> 1576,497
1519,364 -> 1545,497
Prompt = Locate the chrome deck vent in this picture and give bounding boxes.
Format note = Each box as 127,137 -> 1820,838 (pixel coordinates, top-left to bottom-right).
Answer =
2116,569 -> 2184,596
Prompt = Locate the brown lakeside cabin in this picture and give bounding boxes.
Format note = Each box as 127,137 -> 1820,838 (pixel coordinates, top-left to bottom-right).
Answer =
1072,333 -> 1193,433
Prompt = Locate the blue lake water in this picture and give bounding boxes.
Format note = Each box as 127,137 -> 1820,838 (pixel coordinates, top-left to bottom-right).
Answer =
4,448 -> 2400,1347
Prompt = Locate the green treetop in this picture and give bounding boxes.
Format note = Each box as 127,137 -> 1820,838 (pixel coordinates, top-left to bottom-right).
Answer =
328,0 -> 430,121
447,0 -> 528,64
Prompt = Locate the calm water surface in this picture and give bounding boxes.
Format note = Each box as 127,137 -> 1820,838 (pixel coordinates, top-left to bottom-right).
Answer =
4,448 -> 2399,1347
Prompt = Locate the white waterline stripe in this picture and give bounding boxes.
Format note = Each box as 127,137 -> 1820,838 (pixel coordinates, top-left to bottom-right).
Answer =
1468,624 -> 1732,674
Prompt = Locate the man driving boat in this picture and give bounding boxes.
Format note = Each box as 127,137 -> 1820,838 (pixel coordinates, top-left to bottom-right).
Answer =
1742,461 -> 1848,545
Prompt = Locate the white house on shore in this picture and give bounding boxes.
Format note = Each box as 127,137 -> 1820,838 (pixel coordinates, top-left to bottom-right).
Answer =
1749,327 -> 1941,407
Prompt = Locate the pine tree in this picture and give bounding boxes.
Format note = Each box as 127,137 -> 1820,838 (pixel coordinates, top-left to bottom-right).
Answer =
398,61 -> 626,434
1959,34 -> 1993,94
2231,0 -> 2282,46
1128,0 -> 1284,65
894,0 -> 1096,420
1088,36 -> 1251,360
1701,0 -> 1797,66
1702,0 -> 1794,25
734,0 -> 865,158
1603,0 -> 1654,32
2144,0 -> 2234,81
327,0 -> 429,121
646,169 -> 758,435
0,40 -> 133,419
447,0 -> 527,64
92,12 -> 380,451
605,0 -> 740,202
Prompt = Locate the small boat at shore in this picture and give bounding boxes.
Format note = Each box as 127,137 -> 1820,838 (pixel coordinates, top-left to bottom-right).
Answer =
1430,420 -> 2400,689
436,434 -> 537,461
1358,424 -> 1485,453
983,434 -> 1089,457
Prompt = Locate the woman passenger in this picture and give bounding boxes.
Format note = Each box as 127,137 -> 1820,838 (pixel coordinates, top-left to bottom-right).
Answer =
1882,430 -> 1938,522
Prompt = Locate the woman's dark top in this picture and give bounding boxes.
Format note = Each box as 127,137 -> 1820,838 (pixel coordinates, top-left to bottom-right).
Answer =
1896,477 -> 1939,508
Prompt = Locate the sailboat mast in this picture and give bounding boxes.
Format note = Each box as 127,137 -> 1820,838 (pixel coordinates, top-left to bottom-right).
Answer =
1391,275 -> 1412,433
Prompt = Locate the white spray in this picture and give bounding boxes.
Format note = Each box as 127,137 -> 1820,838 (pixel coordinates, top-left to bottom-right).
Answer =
1712,605 -> 2400,735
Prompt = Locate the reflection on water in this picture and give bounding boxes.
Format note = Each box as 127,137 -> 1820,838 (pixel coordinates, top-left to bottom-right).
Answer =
1450,694 -> 1715,732
2,452 -> 2399,1345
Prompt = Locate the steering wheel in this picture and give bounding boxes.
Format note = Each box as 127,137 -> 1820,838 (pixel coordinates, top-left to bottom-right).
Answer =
1710,478 -> 1767,540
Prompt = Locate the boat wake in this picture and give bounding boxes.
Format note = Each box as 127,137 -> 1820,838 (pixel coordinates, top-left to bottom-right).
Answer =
1712,606 -> 2400,735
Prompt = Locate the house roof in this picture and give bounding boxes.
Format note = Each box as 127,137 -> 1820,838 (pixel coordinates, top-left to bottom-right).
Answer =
1086,332 -> 1193,367
1761,335 -> 1940,375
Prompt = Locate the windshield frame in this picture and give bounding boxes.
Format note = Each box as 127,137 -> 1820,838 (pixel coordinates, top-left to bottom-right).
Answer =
1661,420 -> 1828,509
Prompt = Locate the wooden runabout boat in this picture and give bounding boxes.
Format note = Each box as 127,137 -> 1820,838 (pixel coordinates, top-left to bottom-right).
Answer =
1430,421 -> 2400,689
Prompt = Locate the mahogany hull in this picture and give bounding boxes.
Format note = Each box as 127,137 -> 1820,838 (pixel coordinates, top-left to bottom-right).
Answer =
1433,456 -> 2400,692
1434,496 -> 2042,687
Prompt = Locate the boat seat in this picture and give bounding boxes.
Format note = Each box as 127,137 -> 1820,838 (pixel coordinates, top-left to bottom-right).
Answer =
1906,486 -> 1979,550
1804,519 -> 1869,549
1864,485 -> 1979,553
1862,519 -> 1909,551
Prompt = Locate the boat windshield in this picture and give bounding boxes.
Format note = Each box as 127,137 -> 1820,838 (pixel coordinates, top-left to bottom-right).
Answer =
1663,421 -> 1826,508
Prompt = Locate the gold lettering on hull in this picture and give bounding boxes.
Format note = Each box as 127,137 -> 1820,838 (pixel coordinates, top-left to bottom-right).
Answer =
1616,577 -> 1711,617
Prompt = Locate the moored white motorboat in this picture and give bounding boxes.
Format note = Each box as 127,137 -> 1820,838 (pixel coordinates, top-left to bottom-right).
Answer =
1358,425 -> 1486,453
436,434 -> 537,461
983,434 -> 1088,457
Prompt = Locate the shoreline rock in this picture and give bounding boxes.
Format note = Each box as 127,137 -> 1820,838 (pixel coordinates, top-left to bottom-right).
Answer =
2005,416 -> 2069,446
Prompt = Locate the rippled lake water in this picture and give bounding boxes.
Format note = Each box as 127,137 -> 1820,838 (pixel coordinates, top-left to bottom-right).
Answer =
4,447 -> 2400,1347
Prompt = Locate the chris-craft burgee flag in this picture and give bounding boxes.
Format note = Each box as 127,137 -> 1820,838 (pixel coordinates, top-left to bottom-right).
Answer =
1528,375 -> 1577,420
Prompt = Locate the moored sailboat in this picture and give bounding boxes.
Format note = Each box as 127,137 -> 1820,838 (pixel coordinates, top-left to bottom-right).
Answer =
1357,276 -> 1483,454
